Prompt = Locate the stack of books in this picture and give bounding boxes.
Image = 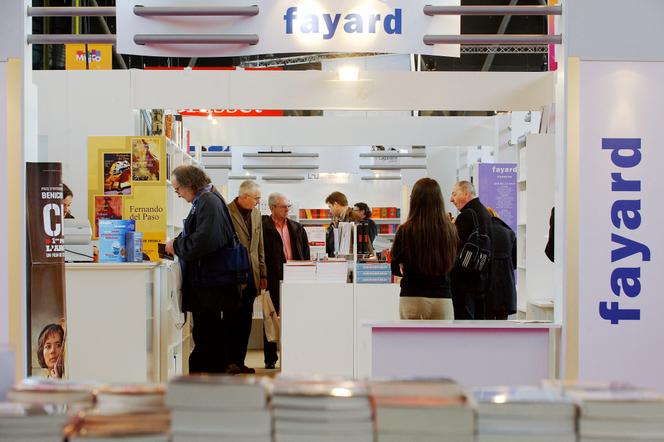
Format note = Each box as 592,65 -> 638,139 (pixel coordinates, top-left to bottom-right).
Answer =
94,384 -> 165,414
283,261 -> 317,282
370,378 -> 474,442
272,375 -> 374,442
8,378 -> 96,408
166,375 -> 271,442
316,259 -> 348,282
67,384 -> 169,442
560,382 -> 664,441
0,402 -> 70,442
474,386 -> 577,442
356,262 -> 392,284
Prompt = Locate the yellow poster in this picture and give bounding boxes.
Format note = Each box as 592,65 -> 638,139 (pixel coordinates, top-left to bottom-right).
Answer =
65,44 -> 112,70
88,136 -> 167,261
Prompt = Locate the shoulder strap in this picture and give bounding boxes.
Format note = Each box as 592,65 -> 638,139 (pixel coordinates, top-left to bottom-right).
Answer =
209,191 -> 241,248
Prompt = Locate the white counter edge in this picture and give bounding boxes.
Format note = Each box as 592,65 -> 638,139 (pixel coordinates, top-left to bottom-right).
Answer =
65,262 -> 161,270
363,320 -> 561,329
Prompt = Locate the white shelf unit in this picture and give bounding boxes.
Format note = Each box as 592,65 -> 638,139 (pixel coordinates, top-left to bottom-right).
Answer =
517,134 -> 555,317
166,138 -> 193,241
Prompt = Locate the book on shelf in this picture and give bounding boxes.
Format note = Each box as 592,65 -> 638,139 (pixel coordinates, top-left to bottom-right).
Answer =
66,409 -> 170,441
316,259 -> 349,282
283,261 -> 317,282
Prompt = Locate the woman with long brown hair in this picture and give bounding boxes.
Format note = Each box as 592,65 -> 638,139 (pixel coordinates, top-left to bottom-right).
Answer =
391,178 -> 458,319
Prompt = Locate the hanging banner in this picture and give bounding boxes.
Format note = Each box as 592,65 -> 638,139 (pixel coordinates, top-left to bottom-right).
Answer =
116,0 -> 460,58
88,136 -> 167,261
478,163 -> 517,232
578,61 -> 664,391
65,44 -> 113,70
26,163 -> 67,379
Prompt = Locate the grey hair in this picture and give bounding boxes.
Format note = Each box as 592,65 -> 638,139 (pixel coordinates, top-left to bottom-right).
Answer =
268,192 -> 287,207
456,180 -> 476,197
238,180 -> 260,197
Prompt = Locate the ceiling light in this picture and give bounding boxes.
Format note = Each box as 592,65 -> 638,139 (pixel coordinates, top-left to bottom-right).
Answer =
338,66 -> 359,82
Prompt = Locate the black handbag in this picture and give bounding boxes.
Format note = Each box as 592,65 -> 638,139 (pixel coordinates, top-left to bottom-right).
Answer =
189,192 -> 251,288
457,209 -> 492,273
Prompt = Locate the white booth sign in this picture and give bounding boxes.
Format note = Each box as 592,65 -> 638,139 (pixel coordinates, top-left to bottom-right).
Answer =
578,61 -> 664,391
116,0 -> 460,57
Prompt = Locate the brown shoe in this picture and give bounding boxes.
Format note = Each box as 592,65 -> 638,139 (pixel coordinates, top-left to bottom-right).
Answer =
240,365 -> 255,374
226,363 -> 242,374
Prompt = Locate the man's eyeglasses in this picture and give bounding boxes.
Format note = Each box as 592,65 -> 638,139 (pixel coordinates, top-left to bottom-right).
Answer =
276,204 -> 292,209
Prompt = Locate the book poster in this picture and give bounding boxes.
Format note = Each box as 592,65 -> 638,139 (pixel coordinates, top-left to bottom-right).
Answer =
478,163 -> 517,232
132,137 -> 160,181
103,153 -> 132,195
26,163 -> 66,379
94,195 -> 122,237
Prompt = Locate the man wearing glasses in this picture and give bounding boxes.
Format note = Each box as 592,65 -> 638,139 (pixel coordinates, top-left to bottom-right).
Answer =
226,180 -> 267,374
262,192 -> 310,369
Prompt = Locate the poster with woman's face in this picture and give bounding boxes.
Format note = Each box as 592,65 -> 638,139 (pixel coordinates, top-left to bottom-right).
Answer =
26,163 -> 67,379
131,138 -> 160,182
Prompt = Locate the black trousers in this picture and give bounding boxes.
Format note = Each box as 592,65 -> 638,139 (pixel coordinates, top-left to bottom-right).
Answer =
263,285 -> 280,365
228,279 -> 256,367
452,290 -> 486,320
189,311 -> 228,374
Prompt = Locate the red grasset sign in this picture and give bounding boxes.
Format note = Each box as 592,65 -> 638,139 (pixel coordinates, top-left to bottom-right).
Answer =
178,109 -> 284,117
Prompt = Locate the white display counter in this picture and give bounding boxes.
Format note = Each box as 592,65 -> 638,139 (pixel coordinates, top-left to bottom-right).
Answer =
366,320 -> 560,386
65,262 -> 161,382
281,281 -> 400,378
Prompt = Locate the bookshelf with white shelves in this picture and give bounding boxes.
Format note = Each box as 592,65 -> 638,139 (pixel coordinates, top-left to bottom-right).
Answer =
517,134 -> 555,317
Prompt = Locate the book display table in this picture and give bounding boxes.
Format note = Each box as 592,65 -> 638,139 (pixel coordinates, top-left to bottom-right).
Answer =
366,321 -> 560,386
65,262 -> 161,382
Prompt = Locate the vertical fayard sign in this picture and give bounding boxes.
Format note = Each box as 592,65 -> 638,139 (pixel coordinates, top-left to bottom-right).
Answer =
578,61 -> 664,390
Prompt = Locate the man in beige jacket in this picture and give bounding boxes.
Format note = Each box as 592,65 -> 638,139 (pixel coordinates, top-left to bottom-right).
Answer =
227,180 -> 267,374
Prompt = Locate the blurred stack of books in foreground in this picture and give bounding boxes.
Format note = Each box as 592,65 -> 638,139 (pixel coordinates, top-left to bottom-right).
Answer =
474,385 -> 576,442
371,378 -> 474,442
553,381 -> 664,442
167,375 -> 271,442
3,376 -> 664,441
271,376 -> 373,442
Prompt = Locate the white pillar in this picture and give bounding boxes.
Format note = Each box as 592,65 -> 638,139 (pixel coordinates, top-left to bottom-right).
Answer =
0,0 -> 30,382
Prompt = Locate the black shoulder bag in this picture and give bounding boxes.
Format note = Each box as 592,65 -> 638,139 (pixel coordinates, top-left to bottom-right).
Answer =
457,209 -> 492,273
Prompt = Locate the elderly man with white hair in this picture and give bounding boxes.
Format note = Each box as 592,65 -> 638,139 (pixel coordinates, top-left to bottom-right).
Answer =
226,180 -> 267,374
449,180 -> 493,320
261,192 -> 310,369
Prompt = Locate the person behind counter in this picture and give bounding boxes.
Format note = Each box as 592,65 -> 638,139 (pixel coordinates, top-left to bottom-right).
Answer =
391,178 -> 458,320
63,184 -> 74,219
37,323 -> 65,379
165,165 -> 240,374
353,202 -> 378,245
324,191 -> 356,257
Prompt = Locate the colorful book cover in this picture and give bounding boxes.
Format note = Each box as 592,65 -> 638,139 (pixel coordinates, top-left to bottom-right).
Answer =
94,195 -> 123,237
131,138 -> 160,182
103,153 -> 132,195
142,232 -> 164,262
98,220 -> 135,263
125,231 -> 144,263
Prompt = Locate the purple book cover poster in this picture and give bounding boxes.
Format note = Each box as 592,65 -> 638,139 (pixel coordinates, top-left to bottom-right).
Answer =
478,163 -> 517,231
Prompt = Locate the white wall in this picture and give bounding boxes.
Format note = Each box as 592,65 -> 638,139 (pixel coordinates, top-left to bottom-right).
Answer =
33,71 -> 135,218
566,0 -> 664,61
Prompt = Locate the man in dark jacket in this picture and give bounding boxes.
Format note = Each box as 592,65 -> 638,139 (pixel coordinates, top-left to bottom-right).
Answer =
165,165 -> 240,374
486,208 -> 517,320
262,192 -> 310,369
450,180 -> 493,320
